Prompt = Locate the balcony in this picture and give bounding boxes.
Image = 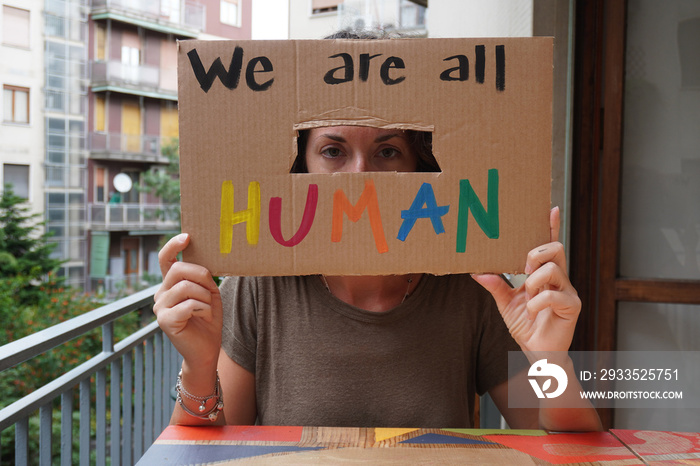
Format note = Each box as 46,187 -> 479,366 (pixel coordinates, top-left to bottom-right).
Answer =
89,132 -> 171,164
90,61 -> 177,100
0,286 -> 177,465
91,0 -> 206,38
88,203 -> 180,232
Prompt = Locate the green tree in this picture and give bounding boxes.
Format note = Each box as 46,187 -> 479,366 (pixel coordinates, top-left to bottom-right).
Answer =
140,137 -> 181,229
0,185 -> 63,306
0,185 -> 141,463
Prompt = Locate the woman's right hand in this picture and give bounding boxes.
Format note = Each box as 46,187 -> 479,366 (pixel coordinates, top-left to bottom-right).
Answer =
154,233 -> 222,370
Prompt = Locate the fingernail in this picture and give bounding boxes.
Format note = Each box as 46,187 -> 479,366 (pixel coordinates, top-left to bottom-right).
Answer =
176,233 -> 188,243
524,264 -> 533,275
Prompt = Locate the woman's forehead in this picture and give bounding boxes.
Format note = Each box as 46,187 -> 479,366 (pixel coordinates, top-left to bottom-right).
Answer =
307,126 -> 407,141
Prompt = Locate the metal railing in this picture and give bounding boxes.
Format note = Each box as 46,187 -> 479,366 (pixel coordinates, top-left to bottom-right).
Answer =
91,0 -> 206,32
90,274 -> 161,300
0,285 -> 180,465
88,203 -> 180,230
90,61 -> 176,95
89,132 -> 169,162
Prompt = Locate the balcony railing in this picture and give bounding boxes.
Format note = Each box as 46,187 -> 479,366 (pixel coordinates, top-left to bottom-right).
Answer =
90,61 -> 177,98
0,285 -> 179,465
91,273 -> 161,300
91,0 -> 206,34
88,203 -> 180,231
89,132 -> 171,163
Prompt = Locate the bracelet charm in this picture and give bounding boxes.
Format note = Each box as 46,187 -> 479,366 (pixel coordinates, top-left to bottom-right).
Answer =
176,369 -> 224,421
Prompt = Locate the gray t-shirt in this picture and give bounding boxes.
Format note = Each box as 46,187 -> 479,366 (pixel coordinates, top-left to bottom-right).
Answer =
220,273 -> 520,428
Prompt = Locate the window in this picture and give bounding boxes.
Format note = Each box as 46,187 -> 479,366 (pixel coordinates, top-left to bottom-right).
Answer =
220,0 -> 240,26
312,0 -> 343,15
95,95 -> 106,132
400,0 -> 426,29
121,172 -> 140,203
3,164 -> 30,199
95,23 -> 106,61
3,6 -> 30,48
3,85 -> 29,124
95,166 -> 106,203
121,45 -> 140,83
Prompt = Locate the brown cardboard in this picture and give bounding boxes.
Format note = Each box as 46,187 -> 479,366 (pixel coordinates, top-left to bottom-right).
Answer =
177,38 -> 553,276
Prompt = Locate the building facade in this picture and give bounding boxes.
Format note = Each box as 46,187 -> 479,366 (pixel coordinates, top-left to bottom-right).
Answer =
1,1 -> 45,217
84,0 -> 251,294
29,0 -> 251,293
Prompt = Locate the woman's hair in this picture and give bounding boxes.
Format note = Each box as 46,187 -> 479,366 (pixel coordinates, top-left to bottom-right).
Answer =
323,28 -> 403,40
290,129 -> 440,173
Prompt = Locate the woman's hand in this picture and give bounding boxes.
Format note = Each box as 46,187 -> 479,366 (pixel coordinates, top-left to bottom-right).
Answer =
153,233 -> 223,369
472,207 -> 581,353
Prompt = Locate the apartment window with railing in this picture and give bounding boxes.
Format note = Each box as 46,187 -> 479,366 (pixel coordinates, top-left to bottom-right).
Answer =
2,5 -> 30,48
3,85 -> 29,124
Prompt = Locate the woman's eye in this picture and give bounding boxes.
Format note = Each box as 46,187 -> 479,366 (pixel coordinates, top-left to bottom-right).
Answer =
378,148 -> 399,159
321,147 -> 342,158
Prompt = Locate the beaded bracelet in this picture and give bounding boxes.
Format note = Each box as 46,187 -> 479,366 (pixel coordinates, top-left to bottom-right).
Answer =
176,369 -> 224,421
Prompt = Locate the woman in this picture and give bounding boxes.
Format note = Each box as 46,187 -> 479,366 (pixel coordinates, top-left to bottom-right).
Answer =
155,124 -> 601,430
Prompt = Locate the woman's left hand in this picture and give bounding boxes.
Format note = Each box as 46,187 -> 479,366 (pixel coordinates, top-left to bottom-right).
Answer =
472,207 -> 581,353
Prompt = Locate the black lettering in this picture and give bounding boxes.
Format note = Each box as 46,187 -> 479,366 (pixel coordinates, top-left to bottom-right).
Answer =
475,45 -> 485,84
440,55 -> 469,82
359,53 -> 382,81
187,47 -> 243,93
245,56 -> 274,91
380,57 -> 405,85
495,45 -> 505,91
324,53 -> 354,84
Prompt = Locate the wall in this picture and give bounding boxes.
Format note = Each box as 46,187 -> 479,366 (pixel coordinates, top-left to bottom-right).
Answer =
0,0 -> 45,215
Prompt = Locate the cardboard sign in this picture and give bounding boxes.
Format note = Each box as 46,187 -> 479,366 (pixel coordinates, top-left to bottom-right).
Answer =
178,38 -> 552,276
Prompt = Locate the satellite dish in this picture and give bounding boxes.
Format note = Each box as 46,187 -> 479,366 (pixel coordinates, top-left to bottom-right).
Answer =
113,173 -> 133,193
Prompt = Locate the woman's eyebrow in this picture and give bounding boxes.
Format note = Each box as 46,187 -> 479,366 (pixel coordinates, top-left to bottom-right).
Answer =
320,134 -> 346,142
374,133 -> 402,143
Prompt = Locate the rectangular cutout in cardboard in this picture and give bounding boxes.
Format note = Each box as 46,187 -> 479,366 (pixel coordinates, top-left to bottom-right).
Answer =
177,38 -> 553,276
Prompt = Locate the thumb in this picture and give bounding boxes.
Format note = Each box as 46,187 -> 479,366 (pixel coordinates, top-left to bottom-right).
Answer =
471,273 -> 514,310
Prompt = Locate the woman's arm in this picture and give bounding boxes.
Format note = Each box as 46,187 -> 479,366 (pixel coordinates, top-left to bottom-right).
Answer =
154,234 -> 256,426
474,208 -> 602,431
489,363 -> 603,432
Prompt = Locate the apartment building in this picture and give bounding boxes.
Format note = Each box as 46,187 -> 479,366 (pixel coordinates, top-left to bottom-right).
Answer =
1,1 -> 45,217
33,0 -> 251,293
288,0 -> 427,39
84,0 -> 251,294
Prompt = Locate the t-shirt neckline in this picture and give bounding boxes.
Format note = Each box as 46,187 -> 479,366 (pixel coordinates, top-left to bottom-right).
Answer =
306,274 -> 434,324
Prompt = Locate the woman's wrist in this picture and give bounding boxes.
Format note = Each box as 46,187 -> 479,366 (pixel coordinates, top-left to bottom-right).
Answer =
180,360 -> 219,396
176,369 -> 224,421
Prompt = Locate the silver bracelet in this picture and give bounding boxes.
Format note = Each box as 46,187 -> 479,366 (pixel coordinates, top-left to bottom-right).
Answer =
176,369 -> 224,421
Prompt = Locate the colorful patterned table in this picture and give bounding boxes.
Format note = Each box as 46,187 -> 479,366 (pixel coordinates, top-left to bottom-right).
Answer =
137,425 -> 700,465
